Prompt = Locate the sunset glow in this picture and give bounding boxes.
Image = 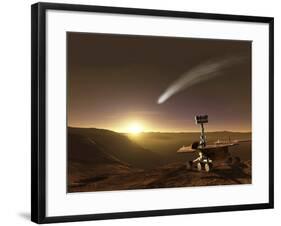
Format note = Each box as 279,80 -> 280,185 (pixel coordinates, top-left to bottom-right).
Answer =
127,122 -> 143,134
67,33 -> 252,133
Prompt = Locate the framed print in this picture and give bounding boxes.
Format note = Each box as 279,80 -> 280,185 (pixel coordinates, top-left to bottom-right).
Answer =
31,2 -> 274,224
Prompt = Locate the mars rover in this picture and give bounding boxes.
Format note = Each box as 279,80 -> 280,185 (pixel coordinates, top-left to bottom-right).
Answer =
177,115 -> 241,172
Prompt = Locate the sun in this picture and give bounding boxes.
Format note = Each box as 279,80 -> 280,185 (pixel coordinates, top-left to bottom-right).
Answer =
128,122 -> 143,134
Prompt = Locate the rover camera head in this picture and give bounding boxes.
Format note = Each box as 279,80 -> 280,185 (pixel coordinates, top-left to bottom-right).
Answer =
195,115 -> 208,124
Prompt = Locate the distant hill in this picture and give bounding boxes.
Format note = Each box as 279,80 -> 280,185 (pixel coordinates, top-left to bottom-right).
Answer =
68,127 -> 160,169
128,131 -> 251,157
68,132 -> 127,165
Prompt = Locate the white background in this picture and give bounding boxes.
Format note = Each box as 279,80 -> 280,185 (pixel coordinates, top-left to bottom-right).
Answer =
46,9 -> 269,217
0,0 -> 279,225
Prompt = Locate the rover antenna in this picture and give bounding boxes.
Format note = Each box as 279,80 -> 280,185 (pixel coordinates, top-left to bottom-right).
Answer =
195,115 -> 208,148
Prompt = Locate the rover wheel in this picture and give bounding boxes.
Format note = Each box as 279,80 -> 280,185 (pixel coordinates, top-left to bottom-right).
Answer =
234,157 -> 241,163
197,162 -> 202,171
205,163 -> 210,172
226,157 -> 233,164
209,163 -> 213,170
186,161 -> 192,170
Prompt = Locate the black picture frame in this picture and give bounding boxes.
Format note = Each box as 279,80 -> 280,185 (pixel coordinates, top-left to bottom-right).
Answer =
31,2 -> 274,224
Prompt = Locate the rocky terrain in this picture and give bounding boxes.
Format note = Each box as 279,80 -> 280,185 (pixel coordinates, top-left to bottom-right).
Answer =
68,127 -> 251,193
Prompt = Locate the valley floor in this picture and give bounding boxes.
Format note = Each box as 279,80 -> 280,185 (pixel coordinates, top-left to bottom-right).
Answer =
68,160 -> 251,193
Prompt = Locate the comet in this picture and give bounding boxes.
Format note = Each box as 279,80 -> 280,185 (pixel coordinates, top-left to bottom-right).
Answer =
157,56 -> 245,104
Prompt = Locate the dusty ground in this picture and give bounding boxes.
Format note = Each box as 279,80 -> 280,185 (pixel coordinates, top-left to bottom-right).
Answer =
68,160 -> 251,192
67,128 -> 251,193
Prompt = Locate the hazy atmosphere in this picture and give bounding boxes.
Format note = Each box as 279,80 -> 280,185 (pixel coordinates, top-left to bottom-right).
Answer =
67,32 -> 251,132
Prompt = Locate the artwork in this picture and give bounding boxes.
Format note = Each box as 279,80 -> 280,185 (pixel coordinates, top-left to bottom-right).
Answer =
67,32 -> 252,193
31,2 -> 273,223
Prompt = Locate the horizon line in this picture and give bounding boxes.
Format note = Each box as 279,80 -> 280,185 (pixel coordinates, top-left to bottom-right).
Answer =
68,126 -> 252,133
